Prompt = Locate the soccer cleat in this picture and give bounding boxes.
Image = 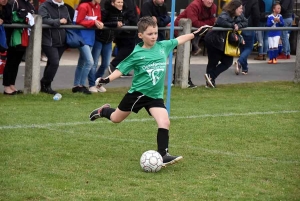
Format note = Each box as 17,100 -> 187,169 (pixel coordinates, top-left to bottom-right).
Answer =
272,58 -> 277,64
234,61 -> 241,75
267,59 -> 273,64
89,104 -> 111,121
204,74 -> 215,88
162,153 -> 183,167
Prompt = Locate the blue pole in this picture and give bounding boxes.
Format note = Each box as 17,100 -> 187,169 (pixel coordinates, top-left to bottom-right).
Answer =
166,0 -> 176,115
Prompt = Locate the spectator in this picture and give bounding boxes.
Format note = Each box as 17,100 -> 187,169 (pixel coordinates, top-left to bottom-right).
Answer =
0,0 -> 11,79
234,0 -> 260,75
89,17 -> 207,167
2,0 -> 35,95
254,0 -> 273,60
173,0 -> 217,88
72,0 -> 103,94
266,3 -> 284,64
204,0 -> 248,88
88,0 -> 124,93
277,0 -> 294,59
140,0 -> 170,41
38,0 -> 71,94
64,0 -> 79,8
108,0 -> 138,77
64,0 -> 78,19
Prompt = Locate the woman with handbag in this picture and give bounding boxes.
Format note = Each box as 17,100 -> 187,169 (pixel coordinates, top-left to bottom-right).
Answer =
2,0 -> 34,95
204,0 -> 247,88
72,0 -> 103,94
38,0 -> 71,94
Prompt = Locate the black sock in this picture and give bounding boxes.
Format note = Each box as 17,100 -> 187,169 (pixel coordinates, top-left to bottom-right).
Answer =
101,108 -> 115,120
157,128 -> 169,156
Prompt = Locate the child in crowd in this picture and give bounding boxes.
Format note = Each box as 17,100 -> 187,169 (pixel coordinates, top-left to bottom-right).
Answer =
88,0 -> 124,93
266,3 -> 284,64
89,16 -> 206,167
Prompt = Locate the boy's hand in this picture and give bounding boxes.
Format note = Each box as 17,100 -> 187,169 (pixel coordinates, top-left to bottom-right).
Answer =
193,25 -> 212,36
95,77 -> 110,87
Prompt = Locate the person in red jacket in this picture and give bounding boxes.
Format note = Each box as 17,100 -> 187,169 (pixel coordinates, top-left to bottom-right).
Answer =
173,0 -> 217,88
72,0 -> 104,94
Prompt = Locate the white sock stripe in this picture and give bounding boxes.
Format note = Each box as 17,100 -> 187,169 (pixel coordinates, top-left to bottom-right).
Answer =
0,110 -> 298,130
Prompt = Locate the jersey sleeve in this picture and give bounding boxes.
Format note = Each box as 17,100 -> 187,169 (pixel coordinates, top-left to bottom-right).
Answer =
116,52 -> 137,75
160,39 -> 178,56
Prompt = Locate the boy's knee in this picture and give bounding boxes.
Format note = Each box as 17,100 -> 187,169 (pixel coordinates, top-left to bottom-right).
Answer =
159,119 -> 170,128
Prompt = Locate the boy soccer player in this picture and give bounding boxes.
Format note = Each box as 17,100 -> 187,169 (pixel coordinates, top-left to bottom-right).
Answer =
89,16 -> 205,167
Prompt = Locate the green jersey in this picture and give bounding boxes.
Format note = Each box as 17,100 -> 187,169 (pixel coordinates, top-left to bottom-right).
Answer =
116,39 -> 178,99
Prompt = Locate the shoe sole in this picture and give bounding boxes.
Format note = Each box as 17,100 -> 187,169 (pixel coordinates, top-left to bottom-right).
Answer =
204,74 -> 215,88
162,156 -> 183,167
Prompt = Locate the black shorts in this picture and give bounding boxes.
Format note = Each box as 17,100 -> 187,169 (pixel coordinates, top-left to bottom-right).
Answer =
118,91 -> 166,115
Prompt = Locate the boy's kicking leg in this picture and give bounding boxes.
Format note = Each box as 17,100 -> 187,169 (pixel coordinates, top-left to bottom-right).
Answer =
89,104 -> 130,123
149,107 -> 183,167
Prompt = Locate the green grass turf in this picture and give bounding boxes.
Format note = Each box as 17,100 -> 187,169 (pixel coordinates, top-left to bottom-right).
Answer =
0,81 -> 299,200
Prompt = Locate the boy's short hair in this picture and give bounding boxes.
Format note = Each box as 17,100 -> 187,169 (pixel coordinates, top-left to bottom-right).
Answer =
137,16 -> 157,33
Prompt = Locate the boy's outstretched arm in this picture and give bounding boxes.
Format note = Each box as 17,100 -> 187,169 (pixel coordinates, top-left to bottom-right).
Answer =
176,25 -> 212,45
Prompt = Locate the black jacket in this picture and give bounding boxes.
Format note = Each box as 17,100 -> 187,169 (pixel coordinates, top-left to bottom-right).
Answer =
279,0 -> 294,18
258,0 -> 272,22
140,0 -> 170,27
38,0 -> 71,47
95,0 -> 123,43
0,3 -> 12,48
205,11 -> 248,51
242,0 -> 260,27
114,0 -> 138,40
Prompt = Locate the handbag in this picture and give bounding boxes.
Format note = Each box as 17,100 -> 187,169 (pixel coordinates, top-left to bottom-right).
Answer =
65,29 -> 85,48
0,51 -> 7,75
21,28 -> 29,47
0,25 -> 8,52
224,31 -> 243,57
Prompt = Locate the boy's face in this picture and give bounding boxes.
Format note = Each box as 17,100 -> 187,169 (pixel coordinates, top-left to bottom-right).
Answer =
112,0 -> 123,10
138,25 -> 158,47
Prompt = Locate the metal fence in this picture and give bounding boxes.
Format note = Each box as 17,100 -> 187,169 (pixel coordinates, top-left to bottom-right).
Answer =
3,16 -> 300,93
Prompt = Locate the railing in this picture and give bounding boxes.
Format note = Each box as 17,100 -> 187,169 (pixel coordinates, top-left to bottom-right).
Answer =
3,16 -> 300,93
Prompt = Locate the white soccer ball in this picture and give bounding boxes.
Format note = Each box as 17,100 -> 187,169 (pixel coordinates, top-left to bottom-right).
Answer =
140,150 -> 163,172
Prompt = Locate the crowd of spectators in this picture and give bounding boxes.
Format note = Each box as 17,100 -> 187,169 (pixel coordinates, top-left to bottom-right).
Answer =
0,0 -> 295,95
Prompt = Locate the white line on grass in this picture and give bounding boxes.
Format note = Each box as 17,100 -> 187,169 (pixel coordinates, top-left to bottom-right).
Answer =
0,110 -> 299,130
44,126 -> 300,165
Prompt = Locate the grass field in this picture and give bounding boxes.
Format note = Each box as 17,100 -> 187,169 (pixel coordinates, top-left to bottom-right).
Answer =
0,81 -> 300,200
